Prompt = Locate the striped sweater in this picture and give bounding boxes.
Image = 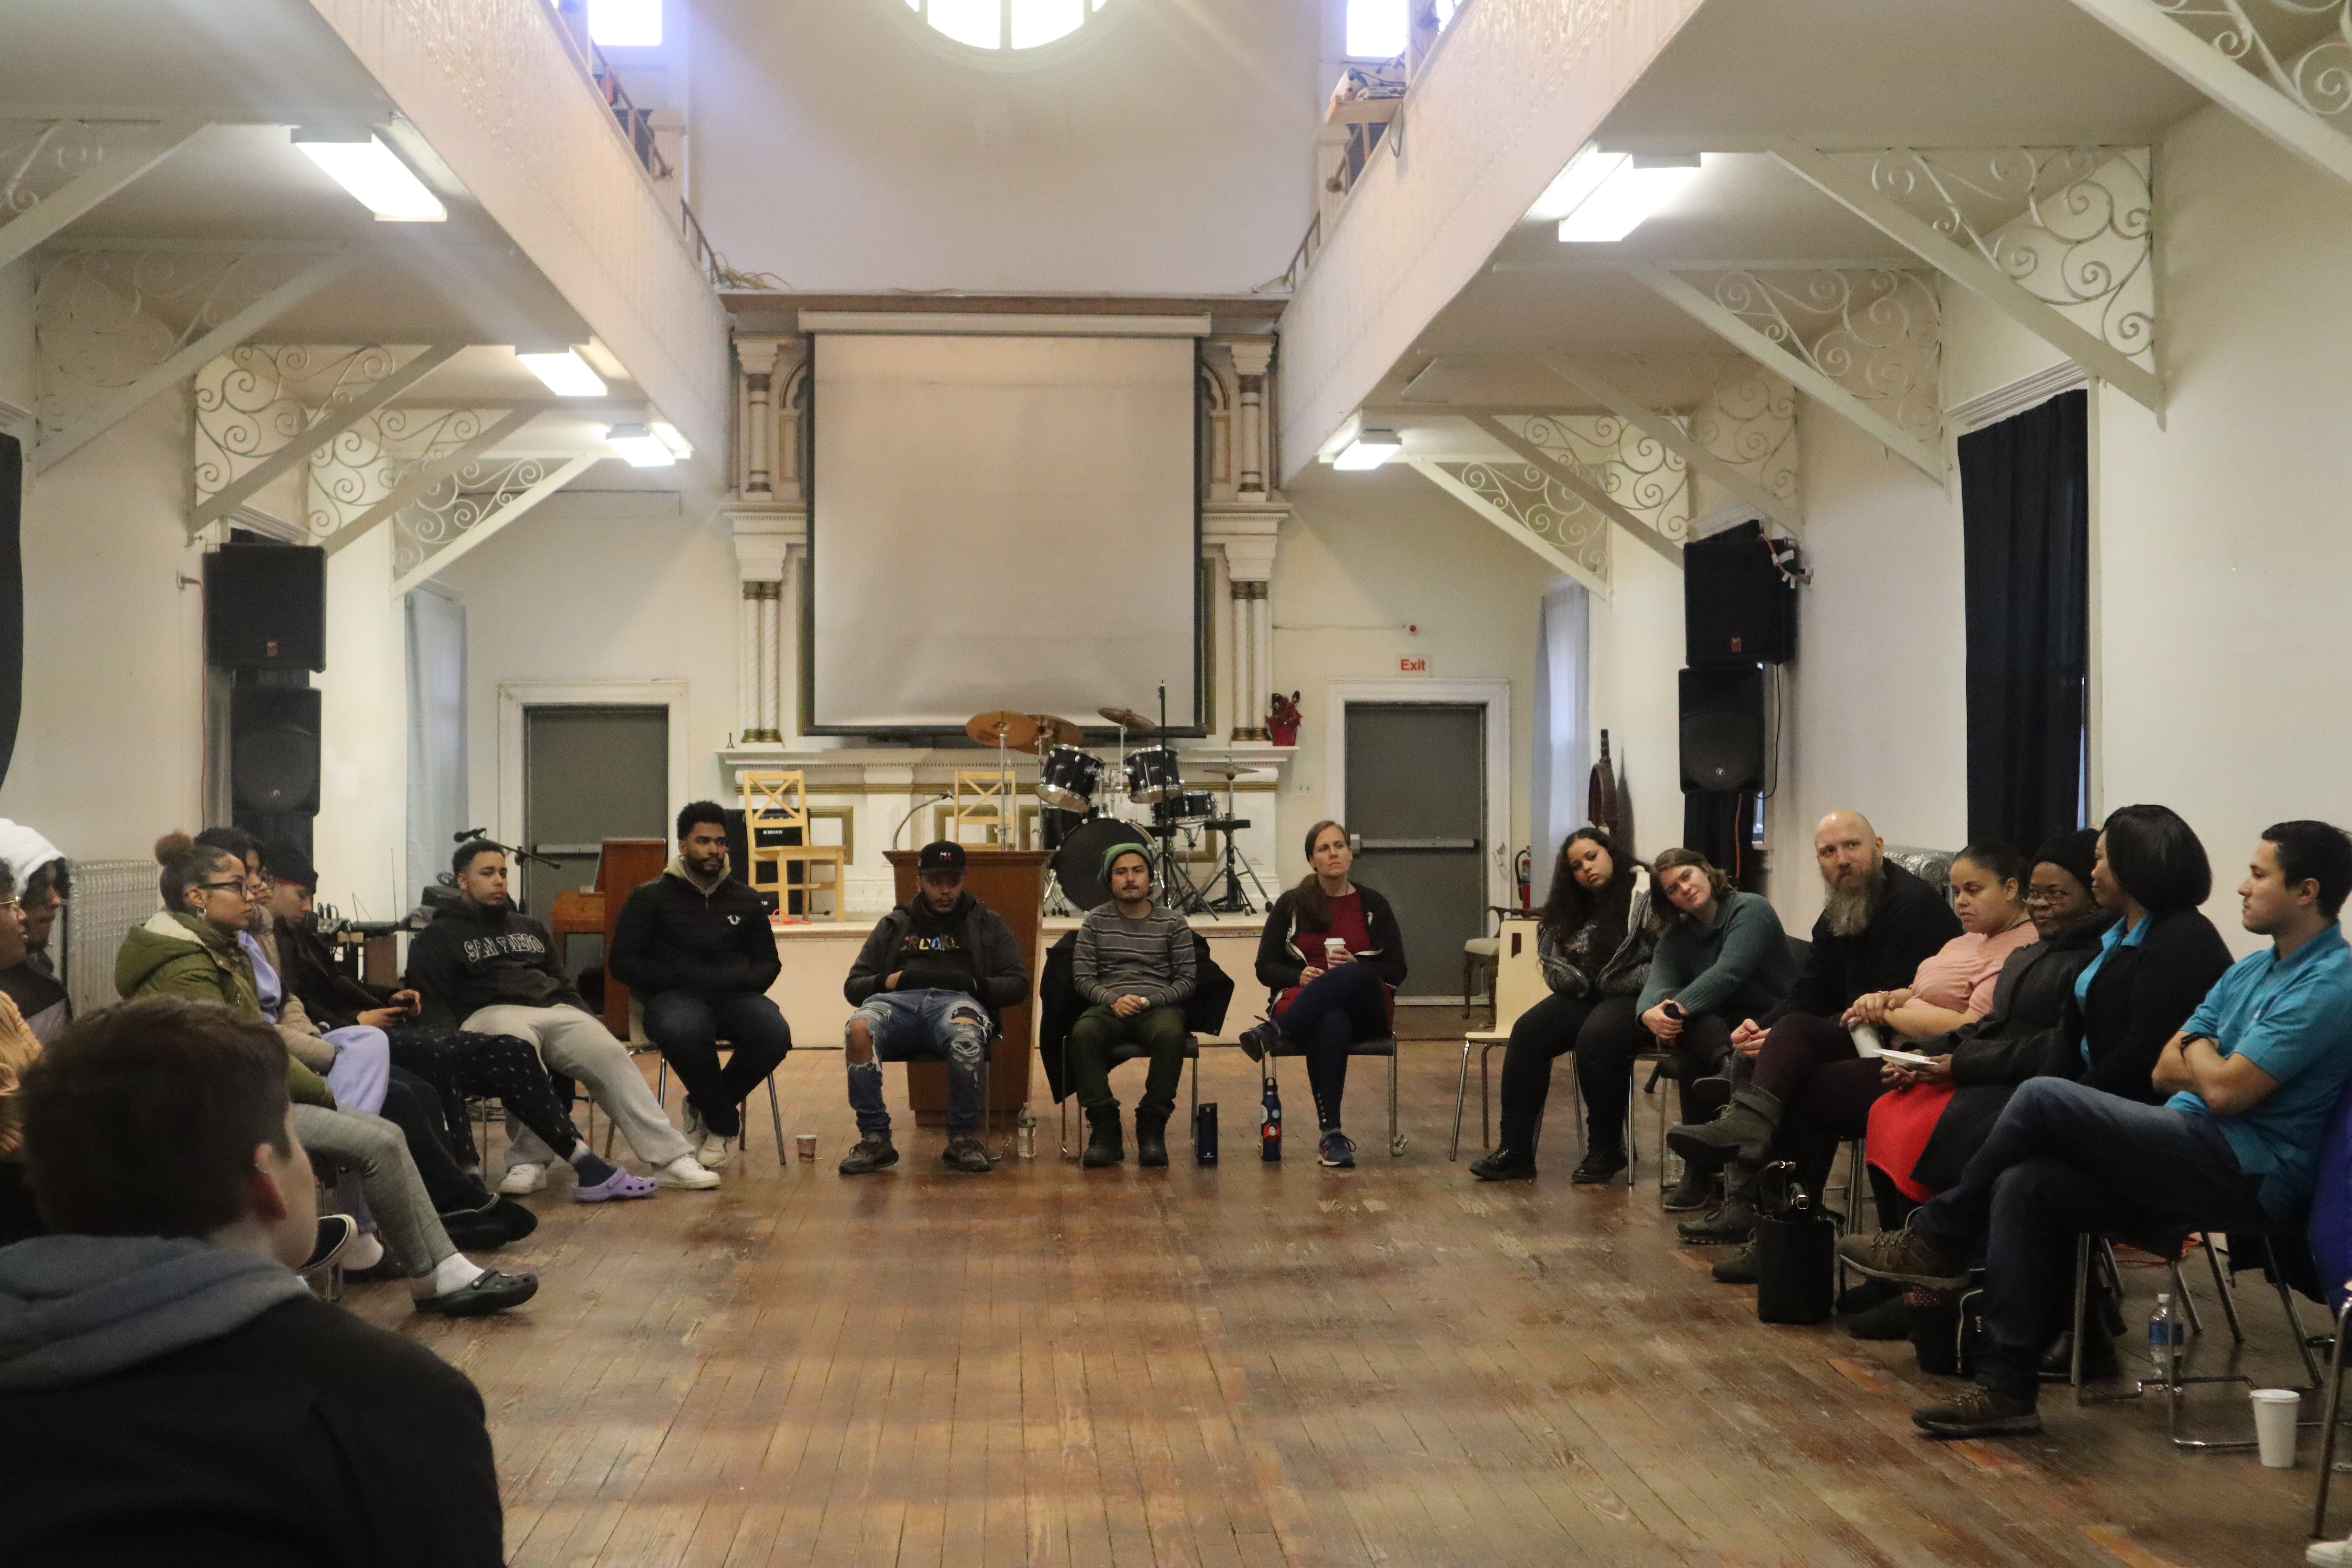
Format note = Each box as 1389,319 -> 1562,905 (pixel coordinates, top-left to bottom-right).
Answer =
1073,903 -> 1197,1009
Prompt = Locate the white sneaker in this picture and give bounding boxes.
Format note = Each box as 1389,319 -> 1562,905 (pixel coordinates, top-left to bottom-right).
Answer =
656,1155 -> 720,1190
497,1161 -> 547,1196
683,1104 -> 732,1169
2308,1539 -> 2352,1566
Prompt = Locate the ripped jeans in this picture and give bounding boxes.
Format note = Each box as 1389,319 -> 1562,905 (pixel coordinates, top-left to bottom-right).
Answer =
847,988 -> 991,1134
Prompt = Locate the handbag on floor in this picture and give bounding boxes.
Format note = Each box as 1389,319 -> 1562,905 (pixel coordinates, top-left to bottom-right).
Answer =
1755,1161 -> 1837,1325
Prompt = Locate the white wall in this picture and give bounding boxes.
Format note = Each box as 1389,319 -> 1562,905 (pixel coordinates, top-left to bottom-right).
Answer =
437,484 -> 741,834
685,0 -> 1319,293
2094,105 -> 2352,955
1586,528 -> 1686,866
1271,460 -> 1540,889
311,522 -> 407,919
0,392 -> 208,863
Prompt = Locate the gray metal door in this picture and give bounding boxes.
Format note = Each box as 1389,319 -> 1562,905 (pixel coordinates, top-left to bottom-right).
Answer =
1344,703 -> 1484,1001
521,706 -> 668,965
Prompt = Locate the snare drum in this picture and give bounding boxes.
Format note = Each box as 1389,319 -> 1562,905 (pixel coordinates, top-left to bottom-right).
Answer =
1122,745 -> 1183,804
1036,745 -> 1103,812
1151,790 -> 1218,828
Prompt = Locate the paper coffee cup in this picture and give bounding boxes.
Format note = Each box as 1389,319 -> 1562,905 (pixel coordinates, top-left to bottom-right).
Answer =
2252,1387 -> 2300,1467
795,1133 -> 817,1161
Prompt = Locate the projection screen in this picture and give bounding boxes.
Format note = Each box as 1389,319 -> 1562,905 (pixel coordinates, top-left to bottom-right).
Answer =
806,331 -> 1200,734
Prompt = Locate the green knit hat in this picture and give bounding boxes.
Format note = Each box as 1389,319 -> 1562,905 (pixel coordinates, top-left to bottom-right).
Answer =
1101,840 -> 1152,886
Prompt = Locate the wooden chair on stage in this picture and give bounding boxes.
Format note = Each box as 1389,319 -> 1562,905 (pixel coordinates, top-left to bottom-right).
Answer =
951,770 -> 1013,847
740,769 -> 846,919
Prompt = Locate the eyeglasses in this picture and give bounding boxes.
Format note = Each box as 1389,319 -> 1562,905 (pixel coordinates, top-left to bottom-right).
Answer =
0,897 -> 20,912
197,880 -> 251,897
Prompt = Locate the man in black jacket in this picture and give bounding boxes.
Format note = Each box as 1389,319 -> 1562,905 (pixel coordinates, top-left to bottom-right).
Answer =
407,842 -> 717,1196
1672,809 -> 1962,1239
838,841 -> 1029,1175
0,999 -> 503,1568
608,801 -> 790,1167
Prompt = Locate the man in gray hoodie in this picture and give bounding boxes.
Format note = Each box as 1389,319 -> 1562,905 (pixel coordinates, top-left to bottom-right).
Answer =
0,998 -> 505,1566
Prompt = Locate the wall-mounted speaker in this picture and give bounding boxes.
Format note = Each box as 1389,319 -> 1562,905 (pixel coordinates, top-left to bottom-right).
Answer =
1679,664 -> 1765,793
205,544 -> 325,671
1685,519 -> 1797,666
230,685 -> 321,815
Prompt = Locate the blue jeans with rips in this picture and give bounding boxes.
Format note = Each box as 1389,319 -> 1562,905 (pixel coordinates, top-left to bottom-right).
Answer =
846,988 -> 991,1134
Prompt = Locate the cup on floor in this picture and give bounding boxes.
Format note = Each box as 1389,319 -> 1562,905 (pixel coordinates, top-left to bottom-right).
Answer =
795,1133 -> 817,1161
2252,1387 -> 2301,1467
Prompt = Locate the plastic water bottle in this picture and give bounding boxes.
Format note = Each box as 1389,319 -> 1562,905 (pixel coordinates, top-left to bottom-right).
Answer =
1015,1111 -> 1036,1160
1260,1078 -> 1283,1162
1196,1102 -> 1219,1165
2147,1292 -> 2185,1378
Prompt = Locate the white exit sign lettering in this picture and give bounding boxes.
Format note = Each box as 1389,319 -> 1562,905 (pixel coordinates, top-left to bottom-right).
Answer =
1399,657 -> 1428,674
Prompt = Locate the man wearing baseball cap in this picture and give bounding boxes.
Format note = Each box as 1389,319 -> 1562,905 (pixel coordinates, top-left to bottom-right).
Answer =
838,841 -> 1030,1174
1067,842 -> 1195,1168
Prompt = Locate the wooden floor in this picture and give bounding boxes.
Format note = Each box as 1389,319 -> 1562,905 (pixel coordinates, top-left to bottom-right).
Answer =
349,1035 -> 2339,1568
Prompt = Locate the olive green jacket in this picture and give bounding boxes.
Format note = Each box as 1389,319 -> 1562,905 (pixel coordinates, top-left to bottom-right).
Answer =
114,912 -> 333,1107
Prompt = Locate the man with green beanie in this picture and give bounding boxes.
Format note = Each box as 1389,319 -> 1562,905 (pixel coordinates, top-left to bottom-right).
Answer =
1068,843 -> 1196,1167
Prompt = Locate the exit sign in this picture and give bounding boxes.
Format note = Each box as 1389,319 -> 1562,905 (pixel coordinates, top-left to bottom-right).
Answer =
1399,657 -> 1428,673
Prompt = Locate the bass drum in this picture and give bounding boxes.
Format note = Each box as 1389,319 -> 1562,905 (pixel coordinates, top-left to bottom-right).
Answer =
1052,818 -> 1151,911
1036,745 -> 1102,813
1040,806 -> 1094,851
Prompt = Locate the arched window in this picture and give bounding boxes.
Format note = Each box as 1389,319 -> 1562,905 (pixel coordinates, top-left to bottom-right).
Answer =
906,0 -> 1112,53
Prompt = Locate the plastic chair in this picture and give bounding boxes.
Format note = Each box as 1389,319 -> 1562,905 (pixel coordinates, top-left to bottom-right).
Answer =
1450,912 -> 1543,1160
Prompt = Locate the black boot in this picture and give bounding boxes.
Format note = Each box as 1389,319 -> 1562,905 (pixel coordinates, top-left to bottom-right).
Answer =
1134,1104 -> 1171,1168
1569,1145 -> 1627,1183
1469,1147 -> 1537,1181
1082,1105 -> 1124,1167
1662,1167 -> 1719,1212
1677,1161 -> 1760,1244
1666,1084 -> 1784,1172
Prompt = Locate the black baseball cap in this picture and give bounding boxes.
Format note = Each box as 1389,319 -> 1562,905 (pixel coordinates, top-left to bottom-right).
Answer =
267,839 -> 318,892
917,841 -> 966,877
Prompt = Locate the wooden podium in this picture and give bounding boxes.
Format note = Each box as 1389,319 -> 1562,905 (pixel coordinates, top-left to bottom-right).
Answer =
548,837 -> 667,1038
884,848 -> 1047,1120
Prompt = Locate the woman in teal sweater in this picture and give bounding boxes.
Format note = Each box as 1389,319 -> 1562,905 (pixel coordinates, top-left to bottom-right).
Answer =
1573,849 -> 1796,1204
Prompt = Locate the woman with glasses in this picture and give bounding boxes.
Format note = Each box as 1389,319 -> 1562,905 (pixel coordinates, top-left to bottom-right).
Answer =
114,834 -> 537,1316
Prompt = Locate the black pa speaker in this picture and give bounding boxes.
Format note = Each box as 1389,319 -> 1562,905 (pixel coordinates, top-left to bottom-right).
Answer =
205,544 -> 326,671
230,685 -> 321,814
1685,519 -> 1797,666
1679,665 -> 1765,793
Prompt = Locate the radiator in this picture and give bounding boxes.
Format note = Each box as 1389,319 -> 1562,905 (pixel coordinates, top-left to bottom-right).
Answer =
60,860 -> 158,1019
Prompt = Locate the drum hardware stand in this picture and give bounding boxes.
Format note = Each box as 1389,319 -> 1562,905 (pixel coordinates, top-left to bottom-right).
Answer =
1197,765 -> 1270,914
1149,822 -> 1212,916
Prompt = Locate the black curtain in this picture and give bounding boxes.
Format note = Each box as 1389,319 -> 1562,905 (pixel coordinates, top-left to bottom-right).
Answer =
1959,390 -> 2089,858
0,434 -> 19,792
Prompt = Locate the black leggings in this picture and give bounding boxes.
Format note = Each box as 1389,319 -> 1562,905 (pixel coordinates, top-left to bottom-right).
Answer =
387,1026 -> 582,1164
376,1069 -> 496,1215
1272,961 -> 1390,1132
1572,1004 -> 1733,1152
1494,991 -> 1639,1155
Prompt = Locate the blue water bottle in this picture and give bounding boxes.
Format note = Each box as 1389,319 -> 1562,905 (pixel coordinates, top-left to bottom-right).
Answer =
2147,1292 -> 2183,1379
1260,1077 -> 1282,1162
1195,1102 -> 1219,1165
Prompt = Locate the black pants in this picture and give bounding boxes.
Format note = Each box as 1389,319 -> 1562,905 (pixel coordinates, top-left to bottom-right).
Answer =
642,991 -> 793,1138
1271,962 -> 1390,1132
376,1070 -> 497,1215
387,1025 -> 583,1163
1495,992 -> 1641,1156
1573,1004 -> 1733,1150
0,1160 -> 40,1246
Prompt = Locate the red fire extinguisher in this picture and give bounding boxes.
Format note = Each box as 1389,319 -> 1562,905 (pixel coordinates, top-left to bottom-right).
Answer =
1514,848 -> 1532,907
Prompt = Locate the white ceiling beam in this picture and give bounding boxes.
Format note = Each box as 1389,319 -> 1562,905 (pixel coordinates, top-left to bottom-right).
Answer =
389,451 -> 601,595
319,407 -> 540,556
1770,142 -> 2164,416
190,342 -> 466,534
1465,412 -> 1683,570
1402,457 -> 1611,597
0,117 -> 209,270
1535,354 -> 1805,537
2065,0 -> 2352,192
33,247 -> 361,474
1625,261 -> 1946,481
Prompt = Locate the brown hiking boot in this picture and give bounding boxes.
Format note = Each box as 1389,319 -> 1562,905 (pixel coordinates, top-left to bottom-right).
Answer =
1836,1224 -> 1972,1290
1911,1383 -> 2042,1439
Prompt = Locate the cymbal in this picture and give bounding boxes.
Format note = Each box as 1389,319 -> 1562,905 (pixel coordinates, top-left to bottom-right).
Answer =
1020,713 -> 1082,754
1098,706 -> 1156,732
1194,762 -> 1257,778
965,710 -> 1040,750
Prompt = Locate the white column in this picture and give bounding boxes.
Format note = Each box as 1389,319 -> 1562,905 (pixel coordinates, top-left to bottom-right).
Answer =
729,511 -> 797,744
736,336 -> 785,497
1229,338 -> 1274,497
1224,534 -> 1277,741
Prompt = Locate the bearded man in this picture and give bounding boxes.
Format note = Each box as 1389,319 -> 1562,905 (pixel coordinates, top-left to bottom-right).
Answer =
1670,810 -> 1961,1243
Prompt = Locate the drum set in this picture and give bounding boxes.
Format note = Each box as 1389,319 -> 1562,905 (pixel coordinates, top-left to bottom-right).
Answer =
961,704 -> 1269,916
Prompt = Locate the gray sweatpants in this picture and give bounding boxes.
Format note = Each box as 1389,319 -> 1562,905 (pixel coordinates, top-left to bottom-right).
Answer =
289,1103 -> 457,1280
464,1003 -> 693,1169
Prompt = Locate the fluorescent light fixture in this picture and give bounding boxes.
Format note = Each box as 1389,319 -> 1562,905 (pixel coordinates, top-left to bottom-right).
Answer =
516,350 -> 608,398
291,131 -> 446,222
1332,428 -> 1403,470
650,420 -> 692,458
606,423 -> 676,467
1527,146 -> 1623,223
1557,153 -> 1703,243
589,0 -> 662,47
